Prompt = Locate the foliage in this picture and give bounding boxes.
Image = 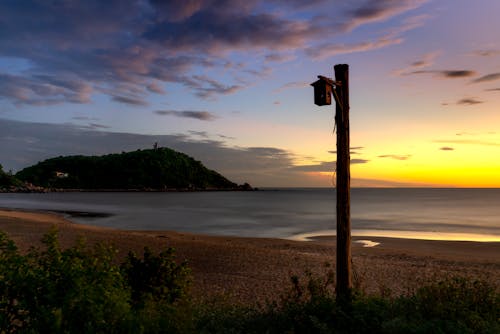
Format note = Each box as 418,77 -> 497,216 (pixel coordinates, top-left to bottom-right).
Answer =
194,271 -> 499,334
0,229 -> 192,333
0,163 -> 21,188
122,247 -> 191,309
15,148 -> 238,190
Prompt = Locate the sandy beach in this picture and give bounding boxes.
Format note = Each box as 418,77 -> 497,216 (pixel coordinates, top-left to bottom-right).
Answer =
1,208 -> 498,304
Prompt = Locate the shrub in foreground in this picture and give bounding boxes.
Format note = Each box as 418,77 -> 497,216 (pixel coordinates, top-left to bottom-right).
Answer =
194,270 -> 499,333
0,229 -> 191,333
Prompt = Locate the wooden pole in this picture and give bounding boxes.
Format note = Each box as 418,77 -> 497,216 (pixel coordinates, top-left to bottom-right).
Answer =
334,64 -> 352,300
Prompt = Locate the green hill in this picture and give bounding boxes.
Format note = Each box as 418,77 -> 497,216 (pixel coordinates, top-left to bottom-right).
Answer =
15,148 -> 240,190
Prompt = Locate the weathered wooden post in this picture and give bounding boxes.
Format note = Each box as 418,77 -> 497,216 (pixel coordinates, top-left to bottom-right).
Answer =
334,64 -> 351,300
311,64 -> 351,301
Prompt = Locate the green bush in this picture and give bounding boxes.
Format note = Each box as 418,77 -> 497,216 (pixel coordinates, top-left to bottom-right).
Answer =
0,229 -> 192,333
122,247 -> 191,309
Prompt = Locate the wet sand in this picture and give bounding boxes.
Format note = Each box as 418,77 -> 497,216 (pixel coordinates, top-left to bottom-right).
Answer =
1,209 -> 498,304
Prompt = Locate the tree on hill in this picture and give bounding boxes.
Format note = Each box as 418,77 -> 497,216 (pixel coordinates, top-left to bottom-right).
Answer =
0,163 -> 21,188
15,148 -> 239,190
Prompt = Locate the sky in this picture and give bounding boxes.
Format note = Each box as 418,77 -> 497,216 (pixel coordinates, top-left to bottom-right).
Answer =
0,0 -> 499,187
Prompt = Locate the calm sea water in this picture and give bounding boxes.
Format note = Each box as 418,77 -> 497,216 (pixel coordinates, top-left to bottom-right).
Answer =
1,188 -> 499,241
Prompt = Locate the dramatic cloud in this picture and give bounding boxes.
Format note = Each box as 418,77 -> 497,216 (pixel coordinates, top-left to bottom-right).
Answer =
378,154 -> 411,160
0,0 -> 429,107
471,73 -> 500,84
456,97 -> 483,105
154,110 -> 217,121
440,147 -> 454,151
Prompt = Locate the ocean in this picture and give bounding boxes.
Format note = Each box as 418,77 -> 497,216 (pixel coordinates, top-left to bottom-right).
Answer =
1,188 -> 499,242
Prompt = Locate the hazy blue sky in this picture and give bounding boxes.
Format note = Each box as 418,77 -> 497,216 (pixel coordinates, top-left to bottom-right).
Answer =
1,0 -> 499,187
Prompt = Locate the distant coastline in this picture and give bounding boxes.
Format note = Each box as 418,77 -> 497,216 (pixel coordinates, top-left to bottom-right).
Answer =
0,185 -> 257,193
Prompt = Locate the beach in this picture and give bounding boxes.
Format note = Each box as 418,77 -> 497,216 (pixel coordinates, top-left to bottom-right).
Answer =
1,208 -> 499,305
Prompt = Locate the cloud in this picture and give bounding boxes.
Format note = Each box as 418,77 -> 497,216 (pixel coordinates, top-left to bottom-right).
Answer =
273,81 -> 308,93
378,154 -> 411,160
394,51 -> 441,76
72,116 -> 100,121
440,147 -> 454,151
289,158 -> 368,172
0,0 -> 431,107
434,139 -> 500,147
0,118 -> 375,187
0,73 -> 92,106
77,123 -> 112,130
111,95 -> 148,106
344,0 -> 430,31
409,70 -> 476,78
470,49 -> 500,57
329,146 -> 364,155
485,88 -> 500,92
306,33 -> 404,60
456,97 -> 483,105
471,73 -> 500,84
264,53 -> 296,63
181,75 -> 244,99
146,81 -> 165,94
154,110 -> 217,121
218,134 -> 235,140
306,13 -> 430,60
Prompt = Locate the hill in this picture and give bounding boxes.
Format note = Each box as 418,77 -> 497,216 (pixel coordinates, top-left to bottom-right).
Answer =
15,148 -> 243,191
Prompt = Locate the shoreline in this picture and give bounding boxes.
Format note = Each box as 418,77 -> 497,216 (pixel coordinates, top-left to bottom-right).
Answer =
0,208 -> 498,304
3,206 -> 500,245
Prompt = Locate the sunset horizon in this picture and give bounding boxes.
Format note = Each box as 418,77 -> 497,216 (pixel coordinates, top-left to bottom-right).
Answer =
1,0 -> 499,188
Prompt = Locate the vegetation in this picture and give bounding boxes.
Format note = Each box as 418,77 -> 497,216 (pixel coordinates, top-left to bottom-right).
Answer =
0,229 -> 191,333
0,163 -> 21,189
0,230 -> 498,333
15,148 -> 239,190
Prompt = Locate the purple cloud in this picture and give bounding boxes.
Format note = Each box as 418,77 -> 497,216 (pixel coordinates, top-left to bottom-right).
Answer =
0,0 -> 430,108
